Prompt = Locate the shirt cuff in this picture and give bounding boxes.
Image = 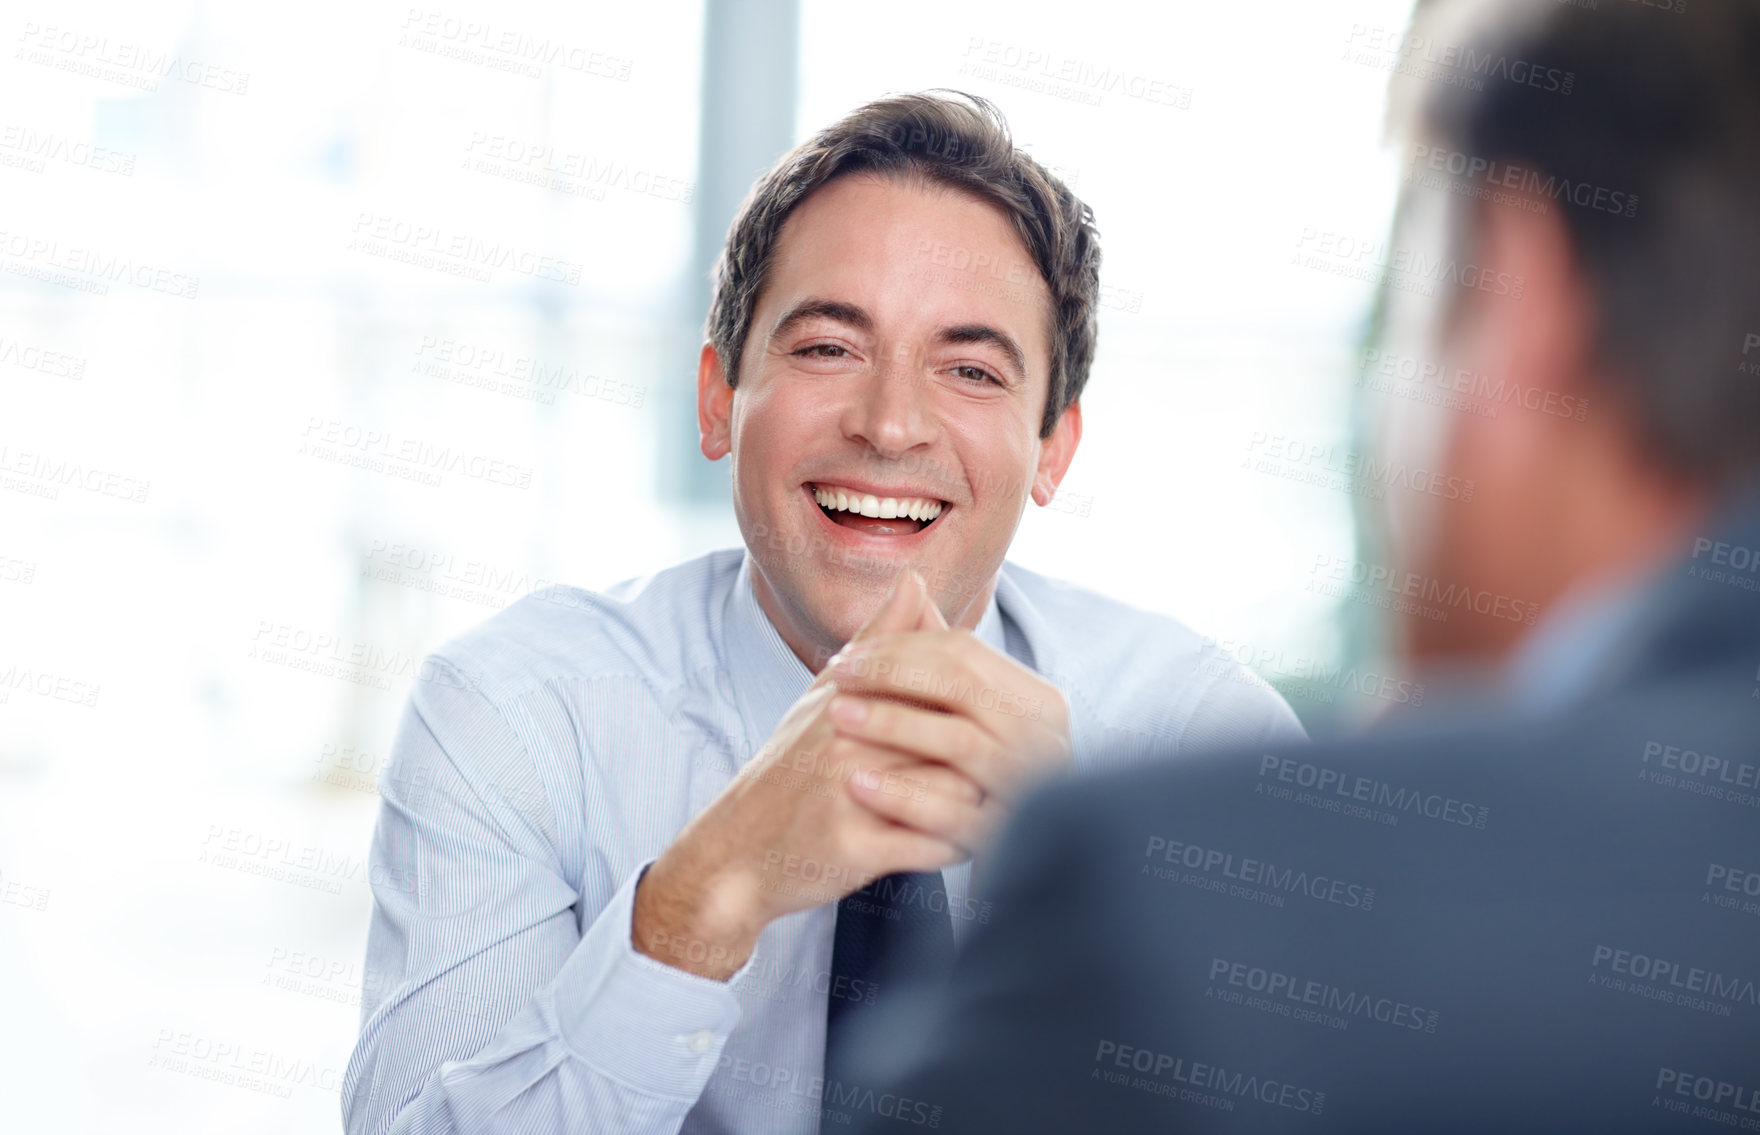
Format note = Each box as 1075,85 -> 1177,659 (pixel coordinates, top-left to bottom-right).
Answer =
551,858 -> 749,1099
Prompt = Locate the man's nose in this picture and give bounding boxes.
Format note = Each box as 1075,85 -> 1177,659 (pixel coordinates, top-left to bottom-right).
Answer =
839,352 -> 939,459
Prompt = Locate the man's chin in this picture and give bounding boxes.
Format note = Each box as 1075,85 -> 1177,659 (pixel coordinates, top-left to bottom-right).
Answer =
745,551 -> 887,660
748,526 -> 994,652
811,555 -> 994,638
806,570 -> 900,638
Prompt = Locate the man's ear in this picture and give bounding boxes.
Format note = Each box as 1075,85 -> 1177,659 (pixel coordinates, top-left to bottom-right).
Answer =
697,342 -> 734,461
1450,195 -> 1592,468
1030,400 -> 1083,506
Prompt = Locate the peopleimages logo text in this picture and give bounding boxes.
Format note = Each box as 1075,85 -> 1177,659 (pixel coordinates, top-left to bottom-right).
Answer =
1257,755 -> 1489,828
1143,837 -> 1375,910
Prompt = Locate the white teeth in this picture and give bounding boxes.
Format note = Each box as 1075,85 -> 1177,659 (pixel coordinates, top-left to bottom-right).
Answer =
811,485 -> 946,526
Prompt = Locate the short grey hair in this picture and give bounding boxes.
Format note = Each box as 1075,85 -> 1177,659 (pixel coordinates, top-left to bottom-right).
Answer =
1392,0 -> 1760,483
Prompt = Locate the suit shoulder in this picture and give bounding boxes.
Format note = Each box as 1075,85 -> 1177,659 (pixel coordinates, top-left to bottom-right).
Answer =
425,549 -> 741,706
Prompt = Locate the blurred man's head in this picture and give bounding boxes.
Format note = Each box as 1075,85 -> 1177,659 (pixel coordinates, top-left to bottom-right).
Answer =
1374,0 -> 1760,664
695,92 -> 1100,667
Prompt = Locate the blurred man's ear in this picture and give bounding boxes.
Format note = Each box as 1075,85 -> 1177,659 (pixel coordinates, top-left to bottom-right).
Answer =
1030,400 -> 1083,506
697,343 -> 734,461
1447,194 -> 1595,472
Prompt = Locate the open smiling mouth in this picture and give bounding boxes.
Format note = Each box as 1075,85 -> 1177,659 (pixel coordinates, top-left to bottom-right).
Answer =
808,483 -> 948,537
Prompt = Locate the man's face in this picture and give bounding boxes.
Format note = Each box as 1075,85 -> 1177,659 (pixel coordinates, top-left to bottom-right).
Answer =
1370,187 -> 1592,663
699,173 -> 1078,660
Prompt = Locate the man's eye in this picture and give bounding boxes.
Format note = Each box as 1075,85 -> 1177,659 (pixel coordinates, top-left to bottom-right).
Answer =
794,344 -> 849,359
953,365 -> 1001,386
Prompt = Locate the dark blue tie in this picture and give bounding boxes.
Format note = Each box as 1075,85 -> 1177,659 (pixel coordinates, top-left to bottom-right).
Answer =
822,869 -> 955,1125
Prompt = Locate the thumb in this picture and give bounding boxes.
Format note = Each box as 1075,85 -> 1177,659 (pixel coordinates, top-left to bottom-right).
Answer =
809,567 -> 923,684
848,566 -> 927,646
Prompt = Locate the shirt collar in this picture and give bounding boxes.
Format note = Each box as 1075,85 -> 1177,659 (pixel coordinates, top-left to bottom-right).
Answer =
971,583 -> 1008,654
721,553 -> 816,762
719,551 -> 1031,761
1501,563 -> 1659,715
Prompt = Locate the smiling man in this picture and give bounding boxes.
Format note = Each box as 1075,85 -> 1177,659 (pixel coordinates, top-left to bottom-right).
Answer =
343,92 -> 1302,1135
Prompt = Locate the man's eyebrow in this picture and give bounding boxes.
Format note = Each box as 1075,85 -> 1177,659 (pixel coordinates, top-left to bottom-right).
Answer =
937,323 -> 1029,383
767,299 -> 874,344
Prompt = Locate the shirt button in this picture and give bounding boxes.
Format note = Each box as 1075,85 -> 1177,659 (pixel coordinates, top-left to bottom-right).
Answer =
686,1029 -> 715,1054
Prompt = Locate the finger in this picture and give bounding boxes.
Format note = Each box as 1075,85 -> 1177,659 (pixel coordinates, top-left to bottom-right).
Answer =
850,566 -> 926,644
874,757 -> 982,806
842,756 -> 984,836
809,567 -> 924,688
847,769 -> 998,857
829,632 -> 1053,740
829,694 -> 1004,797
865,824 -> 966,877
810,736 -> 979,802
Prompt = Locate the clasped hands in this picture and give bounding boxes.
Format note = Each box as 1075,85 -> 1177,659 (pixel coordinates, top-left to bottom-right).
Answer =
808,568 -> 1071,862
632,567 -> 1071,980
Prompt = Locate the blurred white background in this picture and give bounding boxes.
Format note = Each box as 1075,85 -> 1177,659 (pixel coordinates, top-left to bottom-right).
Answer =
1,0 -> 1412,1130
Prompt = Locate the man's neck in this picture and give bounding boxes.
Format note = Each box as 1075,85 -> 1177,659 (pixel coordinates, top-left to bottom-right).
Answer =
1525,464 -> 1712,654
748,561 -> 1001,674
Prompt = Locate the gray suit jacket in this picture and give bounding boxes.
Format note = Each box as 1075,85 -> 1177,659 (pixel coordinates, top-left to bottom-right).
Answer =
842,490 -> 1760,1134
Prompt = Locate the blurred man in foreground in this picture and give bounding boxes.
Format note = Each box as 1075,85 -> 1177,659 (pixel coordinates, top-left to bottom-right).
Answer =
849,3 -> 1760,1131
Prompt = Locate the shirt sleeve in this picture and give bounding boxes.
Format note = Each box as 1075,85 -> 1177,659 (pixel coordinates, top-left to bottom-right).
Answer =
1178,655 -> 1310,752
343,656 -> 748,1135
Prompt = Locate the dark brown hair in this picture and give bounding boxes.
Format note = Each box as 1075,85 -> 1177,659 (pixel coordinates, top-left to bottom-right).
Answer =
705,90 -> 1100,439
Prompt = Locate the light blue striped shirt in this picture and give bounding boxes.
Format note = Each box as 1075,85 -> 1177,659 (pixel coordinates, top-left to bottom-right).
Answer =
343,548 -> 1304,1135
